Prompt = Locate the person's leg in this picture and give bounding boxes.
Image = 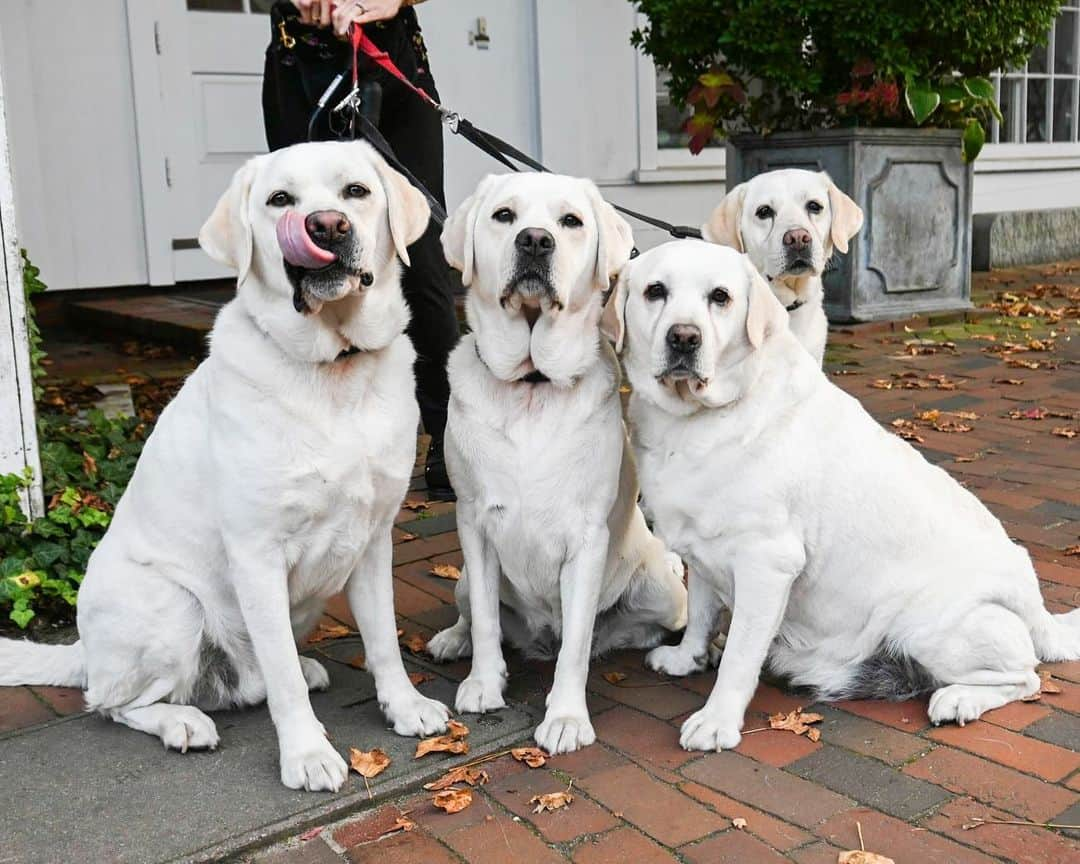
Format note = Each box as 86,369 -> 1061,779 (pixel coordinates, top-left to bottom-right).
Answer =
378,64 -> 459,498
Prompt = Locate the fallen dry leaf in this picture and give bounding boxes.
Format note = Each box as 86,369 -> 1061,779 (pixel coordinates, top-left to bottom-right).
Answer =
838,852 -> 895,864
424,765 -> 490,791
403,499 -> 430,512
415,735 -> 469,759
807,727 -> 822,743
348,653 -> 366,670
531,783 -> 574,814
993,377 -> 1025,385
430,563 -> 461,581
398,531 -> 418,542
869,379 -> 893,390
408,671 -> 434,686
349,747 -> 390,779
1065,545 -> 1080,557
298,825 -> 323,842
1052,426 -> 1078,439
389,816 -> 415,833
890,418 -> 924,443
603,671 -> 628,685
307,622 -> 352,644
732,817 -> 748,829
401,632 -> 429,654
1008,407 -> 1047,420
511,747 -> 548,768
432,787 -> 473,813
82,451 -> 98,477
1005,357 -> 1041,369
415,721 -> 470,759
1039,671 -> 1063,694
769,708 -> 825,738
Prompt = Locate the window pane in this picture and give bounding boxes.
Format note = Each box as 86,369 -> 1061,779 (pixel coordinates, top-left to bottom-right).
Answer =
1053,79 -> 1077,142
999,77 -> 1021,142
1056,11 -> 1077,74
655,71 -> 719,150
187,0 -> 243,10
1027,78 -> 1048,142
1029,37 -> 1048,74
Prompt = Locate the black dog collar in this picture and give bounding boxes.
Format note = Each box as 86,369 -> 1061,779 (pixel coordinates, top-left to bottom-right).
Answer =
785,298 -> 806,313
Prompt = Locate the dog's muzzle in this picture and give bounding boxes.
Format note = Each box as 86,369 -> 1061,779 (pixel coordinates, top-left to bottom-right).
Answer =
278,209 -> 374,314
781,227 -> 816,276
502,227 -> 559,309
660,323 -> 703,381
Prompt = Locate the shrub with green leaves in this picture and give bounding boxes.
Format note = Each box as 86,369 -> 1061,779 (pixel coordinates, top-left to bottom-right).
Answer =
631,0 -> 1060,161
1,253 -> 151,630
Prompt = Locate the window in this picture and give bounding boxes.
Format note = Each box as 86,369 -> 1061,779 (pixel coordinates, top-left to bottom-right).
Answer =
655,71 -> 721,151
993,5 -> 1079,143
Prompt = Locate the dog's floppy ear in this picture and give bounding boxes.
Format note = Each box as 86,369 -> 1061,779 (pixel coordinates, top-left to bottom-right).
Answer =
584,181 -> 634,290
745,257 -> 786,350
702,182 -> 746,251
826,178 -> 863,255
199,156 -> 260,285
442,174 -> 498,288
600,263 -> 631,354
371,151 -> 431,268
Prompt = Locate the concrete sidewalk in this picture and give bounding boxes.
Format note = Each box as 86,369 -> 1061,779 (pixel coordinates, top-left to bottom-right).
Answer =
2,261 -> 1079,864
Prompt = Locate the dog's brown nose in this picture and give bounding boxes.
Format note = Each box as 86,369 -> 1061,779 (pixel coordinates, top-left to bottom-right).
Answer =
515,227 -> 555,259
666,324 -> 702,354
783,228 -> 812,251
305,210 -> 352,248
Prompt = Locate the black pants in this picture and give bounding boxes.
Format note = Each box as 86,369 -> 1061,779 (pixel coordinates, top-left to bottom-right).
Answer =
262,3 -> 457,443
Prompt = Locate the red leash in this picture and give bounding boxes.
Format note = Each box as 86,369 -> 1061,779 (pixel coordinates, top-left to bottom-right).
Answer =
350,24 -> 438,109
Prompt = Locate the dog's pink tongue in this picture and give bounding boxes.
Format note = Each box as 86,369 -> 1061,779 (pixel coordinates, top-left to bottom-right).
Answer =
276,210 -> 336,269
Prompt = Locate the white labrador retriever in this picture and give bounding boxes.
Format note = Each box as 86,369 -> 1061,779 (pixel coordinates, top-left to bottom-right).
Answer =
426,173 -> 687,754
0,140 -> 450,790
702,169 -> 863,365
602,239 -> 1080,752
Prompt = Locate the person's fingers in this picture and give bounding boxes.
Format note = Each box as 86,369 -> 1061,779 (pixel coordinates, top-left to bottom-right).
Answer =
293,0 -> 313,24
316,0 -> 333,28
354,0 -> 403,24
331,0 -> 362,37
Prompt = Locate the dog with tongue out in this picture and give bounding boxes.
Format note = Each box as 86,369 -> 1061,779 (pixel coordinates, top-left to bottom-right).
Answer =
277,208 -> 376,315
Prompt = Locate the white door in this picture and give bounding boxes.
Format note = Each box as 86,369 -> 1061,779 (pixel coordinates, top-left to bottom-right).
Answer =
129,0 -> 538,284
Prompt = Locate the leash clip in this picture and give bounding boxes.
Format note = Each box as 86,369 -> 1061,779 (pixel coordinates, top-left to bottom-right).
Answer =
440,110 -> 460,134
277,20 -> 296,49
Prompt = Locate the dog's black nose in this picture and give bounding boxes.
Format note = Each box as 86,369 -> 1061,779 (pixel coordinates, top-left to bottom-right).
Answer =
515,227 -> 555,259
666,324 -> 701,354
306,210 -> 352,248
783,228 -> 812,252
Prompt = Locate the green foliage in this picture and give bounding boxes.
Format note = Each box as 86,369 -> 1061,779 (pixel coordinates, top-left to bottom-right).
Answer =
22,250 -> 48,400
0,410 -> 148,630
631,0 -> 1059,160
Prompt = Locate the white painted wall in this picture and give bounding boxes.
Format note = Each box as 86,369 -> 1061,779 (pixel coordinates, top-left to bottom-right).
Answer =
0,0 -> 148,292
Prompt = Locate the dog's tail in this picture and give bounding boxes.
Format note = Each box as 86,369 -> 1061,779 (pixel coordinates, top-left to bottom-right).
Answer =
1025,606 -> 1080,662
0,638 -> 86,688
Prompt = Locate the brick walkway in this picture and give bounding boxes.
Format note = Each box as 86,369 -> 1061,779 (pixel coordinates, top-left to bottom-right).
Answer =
3,263 -> 1079,863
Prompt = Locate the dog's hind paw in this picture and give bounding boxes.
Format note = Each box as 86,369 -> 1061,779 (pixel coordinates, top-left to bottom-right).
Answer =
384,691 -> 451,738
160,706 -> 220,753
427,620 -> 473,662
300,656 -> 331,691
679,708 -> 740,752
455,674 -> 507,714
646,644 -> 706,677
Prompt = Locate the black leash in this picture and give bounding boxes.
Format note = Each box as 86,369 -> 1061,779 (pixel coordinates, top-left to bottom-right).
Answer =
313,56 -> 701,242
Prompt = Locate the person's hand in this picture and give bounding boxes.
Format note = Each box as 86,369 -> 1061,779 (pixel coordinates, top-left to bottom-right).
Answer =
331,0 -> 405,35
290,0 -> 333,27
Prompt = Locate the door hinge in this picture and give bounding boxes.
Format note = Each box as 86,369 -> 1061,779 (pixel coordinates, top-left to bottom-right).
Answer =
154,21 -> 162,55
164,157 -> 172,188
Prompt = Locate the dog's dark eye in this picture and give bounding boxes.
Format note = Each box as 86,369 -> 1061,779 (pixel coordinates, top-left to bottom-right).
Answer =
343,183 -> 370,199
806,200 -> 824,214
492,208 -> 516,224
267,190 -> 295,207
644,282 -> 668,302
709,287 -> 731,306
755,205 -> 775,220
559,213 -> 583,229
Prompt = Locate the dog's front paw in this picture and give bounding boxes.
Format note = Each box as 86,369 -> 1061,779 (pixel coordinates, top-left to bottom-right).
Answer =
679,708 -> 741,752
646,644 -> 706,677
299,656 -> 331,691
384,690 -> 451,737
535,710 -> 595,754
456,674 -> 507,714
427,620 -> 473,662
279,732 -> 348,792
